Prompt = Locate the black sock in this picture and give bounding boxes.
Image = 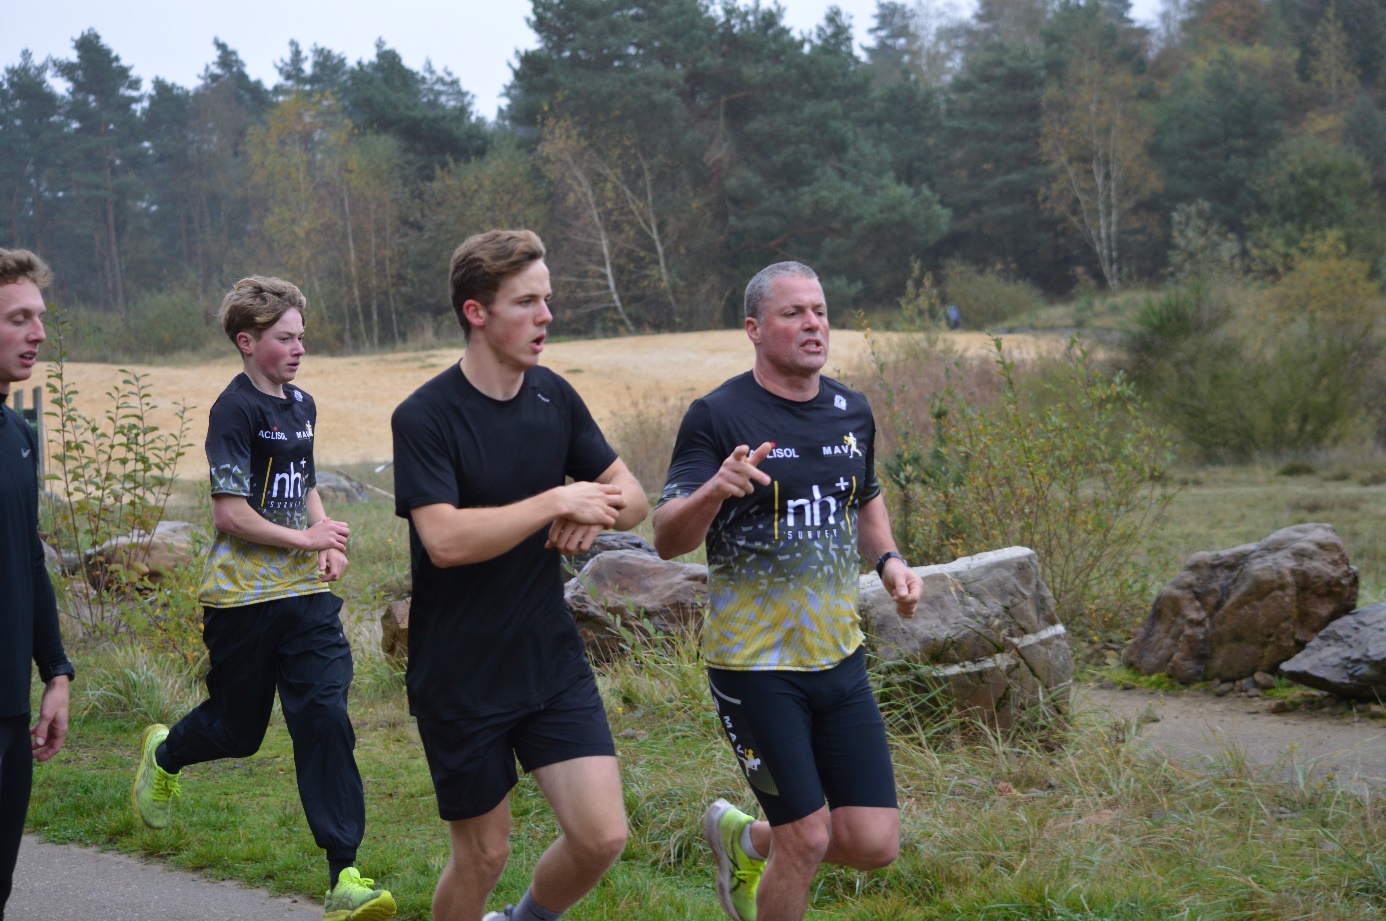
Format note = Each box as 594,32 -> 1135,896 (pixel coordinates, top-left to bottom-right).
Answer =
328,857 -> 355,890
153,742 -> 183,775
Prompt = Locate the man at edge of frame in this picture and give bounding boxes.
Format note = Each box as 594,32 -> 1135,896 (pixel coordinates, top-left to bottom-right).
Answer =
653,260 -> 923,921
0,247 -> 74,921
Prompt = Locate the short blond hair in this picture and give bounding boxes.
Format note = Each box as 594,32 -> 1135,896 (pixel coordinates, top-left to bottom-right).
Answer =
448,230 -> 546,340
217,276 -> 307,348
0,248 -> 53,289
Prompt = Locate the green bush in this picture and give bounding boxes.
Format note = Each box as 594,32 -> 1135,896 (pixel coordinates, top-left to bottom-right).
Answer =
125,289 -> 218,358
942,259 -> 1043,330
1126,270 -> 1382,459
864,334 -> 1175,634
43,310 -> 194,634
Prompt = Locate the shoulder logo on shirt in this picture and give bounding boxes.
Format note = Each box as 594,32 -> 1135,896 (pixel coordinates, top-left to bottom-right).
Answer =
536,391 -> 551,403
258,426 -> 288,441
293,389 -> 303,402
21,447 -> 31,458
295,420 -> 314,440
834,394 -> 848,410
821,432 -> 863,458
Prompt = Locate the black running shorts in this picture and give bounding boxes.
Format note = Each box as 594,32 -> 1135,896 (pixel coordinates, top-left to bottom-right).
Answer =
706,646 -> 898,826
415,670 -> 616,821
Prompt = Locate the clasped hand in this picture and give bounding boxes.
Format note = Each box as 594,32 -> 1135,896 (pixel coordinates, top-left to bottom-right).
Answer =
546,481 -> 627,554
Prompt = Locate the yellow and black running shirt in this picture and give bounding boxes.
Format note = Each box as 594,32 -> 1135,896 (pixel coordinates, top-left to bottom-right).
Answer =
659,372 -> 881,672
199,374 -> 327,607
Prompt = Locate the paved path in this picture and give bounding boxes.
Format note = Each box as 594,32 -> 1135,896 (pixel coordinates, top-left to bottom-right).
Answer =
1086,687 -> 1386,792
10,834 -> 310,920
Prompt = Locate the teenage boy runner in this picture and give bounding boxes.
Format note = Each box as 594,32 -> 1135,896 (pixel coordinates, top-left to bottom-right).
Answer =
131,276 -> 396,921
653,261 -> 923,921
391,229 -> 647,921
0,248 -> 73,921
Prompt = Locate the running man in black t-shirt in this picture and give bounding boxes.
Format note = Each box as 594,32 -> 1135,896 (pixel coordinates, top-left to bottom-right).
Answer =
131,276 -> 396,921
391,230 -> 648,921
654,261 -> 923,921
0,248 -> 73,921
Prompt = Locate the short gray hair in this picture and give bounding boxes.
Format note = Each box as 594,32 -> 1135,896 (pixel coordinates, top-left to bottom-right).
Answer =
744,261 -> 819,320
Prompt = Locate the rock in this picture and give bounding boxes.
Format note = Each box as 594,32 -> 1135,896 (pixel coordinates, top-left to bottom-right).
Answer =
41,540 -> 61,573
564,550 -> 708,661
1270,699 -> 1292,713
1245,688 -> 1263,698
564,532 -> 657,575
1253,671 -> 1277,690
315,470 -> 378,504
380,599 -> 410,664
1369,704 -> 1386,719
1213,682 -> 1234,697
860,546 -> 1073,728
1280,602 -> 1386,701
86,520 -> 202,589
1123,524 -> 1358,684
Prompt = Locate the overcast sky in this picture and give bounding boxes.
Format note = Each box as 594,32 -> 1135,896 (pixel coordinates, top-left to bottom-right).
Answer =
15,0 -> 1163,121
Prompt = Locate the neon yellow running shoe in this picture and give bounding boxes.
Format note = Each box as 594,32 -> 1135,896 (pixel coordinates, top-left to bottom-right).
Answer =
131,723 -> 181,829
703,798 -> 765,921
324,868 -> 396,921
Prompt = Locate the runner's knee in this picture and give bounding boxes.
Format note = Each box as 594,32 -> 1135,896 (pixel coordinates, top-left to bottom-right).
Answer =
772,815 -> 832,865
838,832 -> 898,871
568,815 -> 627,869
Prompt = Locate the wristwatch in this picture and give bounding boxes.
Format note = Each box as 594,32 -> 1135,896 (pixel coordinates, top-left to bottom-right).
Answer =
874,550 -> 906,579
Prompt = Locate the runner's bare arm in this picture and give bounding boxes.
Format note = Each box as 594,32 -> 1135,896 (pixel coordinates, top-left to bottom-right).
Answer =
857,495 -> 921,619
212,493 -> 349,552
411,479 -> 626,568
652,442 -> 773,559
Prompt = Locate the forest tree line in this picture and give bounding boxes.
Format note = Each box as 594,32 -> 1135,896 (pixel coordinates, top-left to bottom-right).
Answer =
3,0 -> 1385,352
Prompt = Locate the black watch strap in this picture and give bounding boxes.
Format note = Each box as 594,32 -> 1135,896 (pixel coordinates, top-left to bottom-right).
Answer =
875,550 -> 905,579
39,660 -> 75,684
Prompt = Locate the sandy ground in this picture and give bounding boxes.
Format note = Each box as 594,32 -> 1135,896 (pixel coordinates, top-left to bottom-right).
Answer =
32,329 -> 1046,479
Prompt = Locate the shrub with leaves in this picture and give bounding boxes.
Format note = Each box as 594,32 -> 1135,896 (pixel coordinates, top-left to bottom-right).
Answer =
867,334 -> 1174,634
43,309 -> 193,634
942,259 -> 1043,330
1128,244 -> 1383,459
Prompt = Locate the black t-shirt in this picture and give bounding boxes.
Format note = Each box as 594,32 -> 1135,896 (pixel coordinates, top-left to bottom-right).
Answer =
200,373 -> 324,606
658,372 -> 881,670
391,363 -> 618,719
0,397 -> 71,718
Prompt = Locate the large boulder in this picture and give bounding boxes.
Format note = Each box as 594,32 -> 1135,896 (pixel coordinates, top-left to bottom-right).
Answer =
860,547 -> 1072,727
315,471 -> 376,504
564,550 -> 707,661
380,599 -> 410,664
1123,523 -> 1358,684
1280,602 -> 1386,700
87,520 -> 202,589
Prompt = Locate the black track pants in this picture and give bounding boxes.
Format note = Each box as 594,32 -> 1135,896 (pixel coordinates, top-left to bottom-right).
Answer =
164,592 -> 364,862
0,713 -> 32,920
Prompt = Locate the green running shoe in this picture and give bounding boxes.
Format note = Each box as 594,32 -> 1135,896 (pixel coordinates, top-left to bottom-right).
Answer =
324,868 -> 396,921
131,724 -> 180,829
703,798 -> 765,921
